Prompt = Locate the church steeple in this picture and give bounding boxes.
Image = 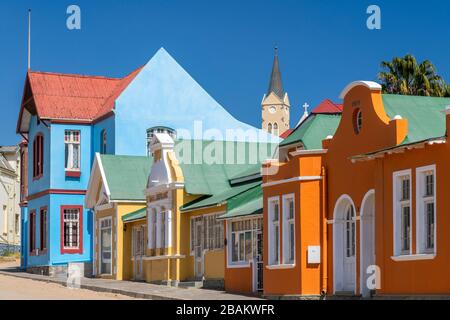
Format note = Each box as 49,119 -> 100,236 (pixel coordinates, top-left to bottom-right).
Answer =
267,47 -> 285,99
261,47 -> 290,137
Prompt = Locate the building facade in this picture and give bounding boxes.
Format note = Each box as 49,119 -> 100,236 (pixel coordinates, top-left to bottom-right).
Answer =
0,146 -> 21,253
17,47 -> 276,274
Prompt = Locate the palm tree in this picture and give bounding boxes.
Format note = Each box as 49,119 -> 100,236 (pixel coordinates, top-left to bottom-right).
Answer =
379,54 -> 447,97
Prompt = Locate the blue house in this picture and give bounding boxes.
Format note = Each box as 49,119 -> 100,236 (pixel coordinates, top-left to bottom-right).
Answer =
17,48 -> 278,274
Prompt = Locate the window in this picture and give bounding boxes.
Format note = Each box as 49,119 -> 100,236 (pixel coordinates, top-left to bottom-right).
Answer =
65,131 -> 80,171
353,108 -> 363,134
160,208 -> 166,250
100,130 -> 107,154
273,123 -> 279,136
283,195 -> 295,264
229,218 -> 262,264
2,205 -> 6,234
393,170 -> 412,256
15,214 -> 20,235
268,123 -> 272,134
268,197 -> 280,265
150,208 -> 157,249
345,205 -> 356,257
33,134 -> 44,179
61,206 -> 82,254
100,218 -> 112,275
29,211 -> 36,253
416,165 -> 436,254
205,215 -> 224,251
39,208 -> 47,251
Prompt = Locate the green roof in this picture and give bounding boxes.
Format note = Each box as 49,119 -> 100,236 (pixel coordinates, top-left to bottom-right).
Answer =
180,181 -> 261,212
174,140 -> 276,195
100,155 -> 152,201
218,184 -> 263,220
382,94 -> 450,145
279,114 -> 341,149
122,207 -> 146,223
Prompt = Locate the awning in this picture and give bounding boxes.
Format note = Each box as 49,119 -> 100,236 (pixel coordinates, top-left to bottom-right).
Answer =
122,207 -> 146,223
218,184 -> 262,220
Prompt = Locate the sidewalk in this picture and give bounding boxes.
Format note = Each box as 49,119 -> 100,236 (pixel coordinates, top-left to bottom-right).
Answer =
0,264 -> 261,300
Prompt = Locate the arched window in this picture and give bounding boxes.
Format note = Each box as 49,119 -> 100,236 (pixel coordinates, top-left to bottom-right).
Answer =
100,130 -> 107,154
353,109 -> 363,134
345,205 -> 356,258
273,123 -> 279,136
268,123 -> 273,134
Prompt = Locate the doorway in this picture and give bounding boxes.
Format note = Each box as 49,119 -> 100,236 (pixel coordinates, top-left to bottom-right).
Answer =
133,226 -> 145,281
360,190 -> 375,298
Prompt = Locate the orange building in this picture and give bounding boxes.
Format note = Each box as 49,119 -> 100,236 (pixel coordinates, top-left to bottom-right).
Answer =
264,80 -> 450,298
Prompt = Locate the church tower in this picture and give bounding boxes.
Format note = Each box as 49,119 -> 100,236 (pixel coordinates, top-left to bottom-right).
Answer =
261,48 -> 290,136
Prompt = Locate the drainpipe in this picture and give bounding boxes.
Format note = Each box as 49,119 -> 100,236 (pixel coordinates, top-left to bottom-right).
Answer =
321,166 -> 328,296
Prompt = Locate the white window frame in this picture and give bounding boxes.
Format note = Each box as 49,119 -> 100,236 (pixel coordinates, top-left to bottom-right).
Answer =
268,196 -> 281,266
282,194 -> 295,265
99,217 -> 112,275
226,217 -> 263,268
393,169 -> 412,257
64,130 -> 81,171
416,165 -> 437,255
63,208 -> 80,250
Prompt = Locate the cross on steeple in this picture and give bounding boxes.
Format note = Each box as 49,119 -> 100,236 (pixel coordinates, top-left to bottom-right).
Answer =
303,103 -> 309,114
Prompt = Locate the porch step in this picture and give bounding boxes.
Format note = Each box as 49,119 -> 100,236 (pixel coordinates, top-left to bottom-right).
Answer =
327,292 -> 363,300
177,281 -> 204,289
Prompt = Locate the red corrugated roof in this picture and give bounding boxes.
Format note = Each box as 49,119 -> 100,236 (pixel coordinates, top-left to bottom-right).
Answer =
312,99 -> 343,114
280,129 -> 294,139
18,66 -> 143,132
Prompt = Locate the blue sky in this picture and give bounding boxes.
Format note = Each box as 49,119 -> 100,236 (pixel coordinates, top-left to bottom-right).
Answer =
1,0 -> 449,145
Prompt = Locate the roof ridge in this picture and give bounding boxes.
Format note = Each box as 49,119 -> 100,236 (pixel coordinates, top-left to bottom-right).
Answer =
28,70 -> 122,81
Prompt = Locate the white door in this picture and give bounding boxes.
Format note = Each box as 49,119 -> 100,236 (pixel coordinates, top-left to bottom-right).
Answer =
343,205 -> 356,292
133,226 -> 145,281
100,218 -> 112,275
361,192 -> 375,297
194,220 -> 203,279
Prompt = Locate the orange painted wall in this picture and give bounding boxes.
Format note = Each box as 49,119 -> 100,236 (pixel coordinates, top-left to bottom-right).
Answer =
262,154 -> 325,296
223,222 -> 254,294
324,83 -> 450,295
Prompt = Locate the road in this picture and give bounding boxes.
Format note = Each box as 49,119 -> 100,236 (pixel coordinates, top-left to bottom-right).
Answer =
0,260 -> 138,300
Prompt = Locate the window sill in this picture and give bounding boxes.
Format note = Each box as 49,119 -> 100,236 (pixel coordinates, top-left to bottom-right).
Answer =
61,248 -> 82,255
266,264 -> 296,270
391,254 -> 436,262
65,170 -> 81,178
227,263 -> 251,269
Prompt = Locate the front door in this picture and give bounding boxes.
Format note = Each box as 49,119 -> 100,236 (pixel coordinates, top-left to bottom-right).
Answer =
100,218 -> 112,275
194,220 -> 203,279
133,226 -> 145,281
343,205 -> 356,292
256,231 -> 264,292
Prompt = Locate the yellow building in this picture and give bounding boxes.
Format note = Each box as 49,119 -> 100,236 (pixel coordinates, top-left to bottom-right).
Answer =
85,153 -> 151,280
138,133 -> 274,288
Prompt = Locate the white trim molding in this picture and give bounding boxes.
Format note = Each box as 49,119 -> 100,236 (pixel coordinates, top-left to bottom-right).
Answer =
415,164 -> 437,256
392,169 -> 413,257
266,264 -> 295,270
391,254 -> 436,262
289,149 -> 328,157
267,196 -> 281,267
339,81 -> 382,99
262,176 -> 322,188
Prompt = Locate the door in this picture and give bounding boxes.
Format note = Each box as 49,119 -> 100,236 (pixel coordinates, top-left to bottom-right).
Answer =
256,231 -> 264,292
194,220 -> 203,279
100,218 -> 112,275
133,226 -> 145,281
343,205 -> 356,292
361,191 -> 375,297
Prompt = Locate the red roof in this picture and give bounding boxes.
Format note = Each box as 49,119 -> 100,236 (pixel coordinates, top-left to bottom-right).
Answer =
280,129 -> 294,139
312,99 -> 343,114
17,66 -> 143,133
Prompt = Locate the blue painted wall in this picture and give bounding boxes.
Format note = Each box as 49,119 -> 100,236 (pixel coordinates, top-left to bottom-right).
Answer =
92,115 -> 115,157
50,124 -> 92,190
114,48 -> 278,156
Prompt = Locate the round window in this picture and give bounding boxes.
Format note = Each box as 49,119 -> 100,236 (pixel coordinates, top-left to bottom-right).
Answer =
269,106 -> 277,114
